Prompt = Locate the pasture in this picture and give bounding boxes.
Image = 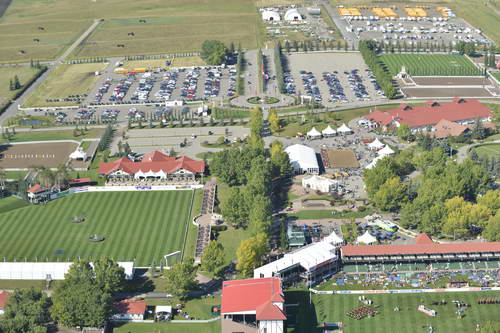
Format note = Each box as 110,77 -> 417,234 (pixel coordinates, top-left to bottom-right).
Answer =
380,54 -> 480,76
0,65 -> 41,108
0,191 -> 194,266
23,63 -> 106,107
288,289 -> 500,333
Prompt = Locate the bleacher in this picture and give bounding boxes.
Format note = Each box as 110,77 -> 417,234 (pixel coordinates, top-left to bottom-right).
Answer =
342,260 -> 500,274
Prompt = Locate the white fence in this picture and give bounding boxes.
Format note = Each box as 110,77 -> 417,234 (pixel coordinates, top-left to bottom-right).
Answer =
310,286 -> 500,295
73,185 -> 203,193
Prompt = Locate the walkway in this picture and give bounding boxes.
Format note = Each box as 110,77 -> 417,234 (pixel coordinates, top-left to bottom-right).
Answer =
456,139 -> 500,163
194,181 -> 216,262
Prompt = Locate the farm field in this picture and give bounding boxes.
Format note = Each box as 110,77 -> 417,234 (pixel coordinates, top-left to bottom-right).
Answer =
72,0 -> 262,58
22,63 -> 106,108
472,144 -> 500,159
0,65 -> 41,108
293,290 -> 500,333
0,191 -> 193,266
379,54 -> 480,76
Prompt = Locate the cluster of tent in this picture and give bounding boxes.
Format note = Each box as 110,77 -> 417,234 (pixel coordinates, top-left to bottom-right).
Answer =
365,138 -> 395,169
306,124 -> 353,139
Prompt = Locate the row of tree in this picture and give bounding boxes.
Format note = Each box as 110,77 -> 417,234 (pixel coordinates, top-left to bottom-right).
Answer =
97,124 -> 114,152
484,49 -> 498,68
283,39 -> 350,53
274,43 -> 285,94
358,40 -> 397,99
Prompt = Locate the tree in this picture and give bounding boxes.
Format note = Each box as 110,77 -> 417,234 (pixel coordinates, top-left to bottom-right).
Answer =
268,109 -> 280,133
200,40 -> 227,65
221,186 -> 249,228
471,119 -> 486,140
236,233 -> 268,276
396,124 -> 413,141
248,194 -> 273,235
164,258 -> 198,300
372,177 -> 408,211
200,241 -> 225,276
484,212 -> 500,241
478,190 -> 500,212
0,288 -> 52,333
13,75 -> 21,89
363,157 -> 398,197
279,220 -> 288,250
270,140 -> 292,179
442,196 -> 492,238
93,257 -> 126,294
54,164 -> 71,188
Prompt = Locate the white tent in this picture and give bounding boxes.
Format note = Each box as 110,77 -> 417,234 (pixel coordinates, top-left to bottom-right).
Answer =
322,125 -> 337,137
285,144 -> 319,174
284,8 -> 303,21
378,145 -> 395,156
302,175 -> 337,193
69,147 -> 87,160
307,127 -> 322,139
365,155 -> 384,169
368,138 -> 385,150
337,123 -> 352,134
357,231 -> 377,244
262,10 -> 281,21
324,231 -> 343,245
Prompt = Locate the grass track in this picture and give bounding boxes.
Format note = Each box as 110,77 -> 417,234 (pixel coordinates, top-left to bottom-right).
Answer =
379,54 -> 480,76
0,191 -> 192,266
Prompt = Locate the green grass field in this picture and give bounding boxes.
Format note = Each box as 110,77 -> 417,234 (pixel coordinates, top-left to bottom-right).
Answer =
472,143 -> 500,159
311,291 -> 500,333
0,128 -> 102,144
0,191 -> 193,266
0,65 -> 41,108
0,196 -> 29,214
493,72 -> 500,82
112,321 -> 220,333
287,209 -> 372,220
379,54 -> 480,76
22,63 -> 106,107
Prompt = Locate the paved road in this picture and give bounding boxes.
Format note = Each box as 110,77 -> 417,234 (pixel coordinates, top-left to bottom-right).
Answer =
244,49 -> 259,96
320,0 -> 358,48
0,19 -> 101,125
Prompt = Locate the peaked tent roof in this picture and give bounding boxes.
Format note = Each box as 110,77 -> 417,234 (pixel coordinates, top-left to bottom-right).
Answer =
337,123 -> 352,133
324,231 -> 344,245
378,145 -> 395,156
357,231 -> 377,244
322,125 -> 337,135
69,147 -> 86,159
368,138 -> 385,149
307,127 -> 322,137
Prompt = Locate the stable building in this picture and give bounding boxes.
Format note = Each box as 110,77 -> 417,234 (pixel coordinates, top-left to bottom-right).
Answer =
111,299 -> 146,321
285,144 -> 319,174
221,277 -> 286,333
99,151 -> 205,182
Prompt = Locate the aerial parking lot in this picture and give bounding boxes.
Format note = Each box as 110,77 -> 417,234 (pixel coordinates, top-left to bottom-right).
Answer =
286,52 -> 386,106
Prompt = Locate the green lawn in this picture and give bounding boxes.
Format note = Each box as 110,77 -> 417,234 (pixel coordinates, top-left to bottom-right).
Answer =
299,290 -> 500,333
183,189 -> 203,260
472,143 -> 500,159
288,209 -> 372,220
0,279 -> 46,290
217,227 -> 252,265
4,170 -> 27,180
0,191 -> 193,266
112,320 -> 220,333
379,54 -> 480,76
0,66 -> 41,109
213,108 -> 250,120
492,72 -> 500,82
0,196 -> 29,214
0,128 -> 102,144
23,63 -> 107,107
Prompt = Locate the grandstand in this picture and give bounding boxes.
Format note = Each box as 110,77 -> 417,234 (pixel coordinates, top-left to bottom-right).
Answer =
341,234 -> 500,274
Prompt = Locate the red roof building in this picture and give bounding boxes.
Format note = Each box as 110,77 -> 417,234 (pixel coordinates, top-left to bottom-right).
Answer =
111,299 -> 146,321
341,233 -> 500,264
221,277 -> 286,333
99,151 -> 205,181
430,119 -> 469,139
0,291 -> 9,314
364,99 -> 492,132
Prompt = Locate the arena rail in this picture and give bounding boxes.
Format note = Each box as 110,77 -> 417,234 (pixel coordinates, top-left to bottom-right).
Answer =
309,287 -> 500,295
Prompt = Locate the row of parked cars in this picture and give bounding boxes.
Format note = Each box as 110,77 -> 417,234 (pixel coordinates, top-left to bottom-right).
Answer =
284,70 -> 296,94
131,73 -> 155,102
365,69 -> 385,97
322,72 -> 348,104
155,71 -> 178,101
299,70 -> 322,102
181,69 -> 200,100
346,69 -> 370,101
110,79 -> 133,102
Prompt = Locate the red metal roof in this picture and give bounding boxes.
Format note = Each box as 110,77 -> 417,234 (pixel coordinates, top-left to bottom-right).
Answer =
341,241 -> 500,257
415,233 -> 434,245
69,178 -> 92,185
141,151 -> 174,162
365,99 -> 492,128
113,299 -> 146,315
27,184 -> 49,194
99,153 -> 205,176
0,291 -> 9,309
430,119 -> 468,139
221,277 -> 285,320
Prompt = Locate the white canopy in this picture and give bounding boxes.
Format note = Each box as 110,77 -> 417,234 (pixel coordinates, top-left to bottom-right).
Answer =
302,175 -> 337,193
324,231 -> 343,245
322,125 -> 337,136
357,231 -> 377,244
364,155 -> 384,169
262,10 -> 281,21
285,144 -> 319,174
69,147 -> 86,160
307,127 -> 322,138
368,138 -> 384,150
337,123 -> 352,133
284,8 -> 303,21
378,145 -> 395,156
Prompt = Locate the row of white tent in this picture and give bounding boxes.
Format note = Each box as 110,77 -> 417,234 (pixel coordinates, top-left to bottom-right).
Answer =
365,139 -> 395,169
306,124 -> 353,139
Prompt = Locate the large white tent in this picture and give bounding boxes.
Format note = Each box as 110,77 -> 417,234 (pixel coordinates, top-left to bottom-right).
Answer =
302,175 -> 337,193
262,10 -> 281,21
0,262 -> 134,280
322,125 -> 337,137
364,155 -> 385,169
337,123 -> 352,134
307,127 -> 322,140
69,147 -> 87,160
284,8 -> 303,21
285,144 -> 319,174
356,231 -> 377,244
368,138 -> 385,150
378,145 -> 395,156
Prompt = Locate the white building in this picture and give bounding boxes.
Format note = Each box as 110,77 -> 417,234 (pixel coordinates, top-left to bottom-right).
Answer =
285,144 -> 319,174
254,232 -> 342,287
262,10 -> 281,21
221,277 -> 286,333
284,8 -> 303,21
0,262 -> 135,280
302,175 -> 338,193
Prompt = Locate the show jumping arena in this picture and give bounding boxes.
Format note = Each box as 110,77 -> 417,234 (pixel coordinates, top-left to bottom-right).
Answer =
0,141 -> 78,169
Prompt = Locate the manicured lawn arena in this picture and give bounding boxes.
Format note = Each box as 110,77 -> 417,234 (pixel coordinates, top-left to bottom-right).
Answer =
288,290 -> 500,333
0,191 -> 193,266
380,54 -> 481,76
